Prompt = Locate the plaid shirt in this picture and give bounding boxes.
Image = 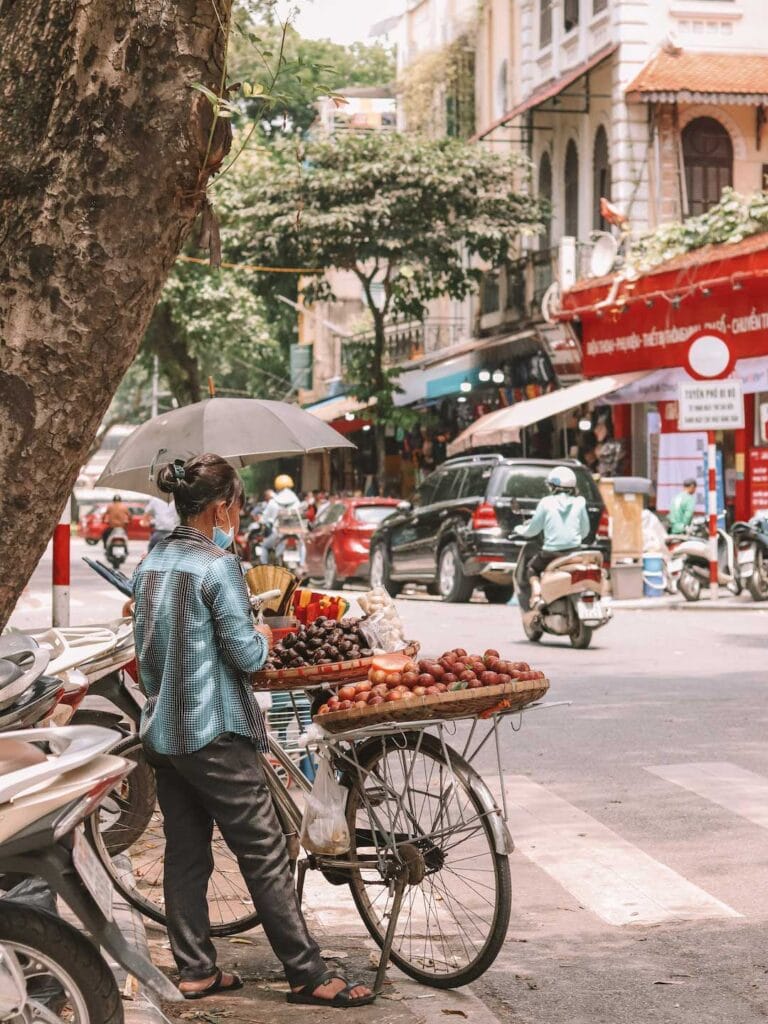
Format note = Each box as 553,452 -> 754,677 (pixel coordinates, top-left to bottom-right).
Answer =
133,525 -> 268,755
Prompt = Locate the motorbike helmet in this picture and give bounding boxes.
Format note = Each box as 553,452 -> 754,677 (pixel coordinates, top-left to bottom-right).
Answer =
112,494 -> 122,502
274,474 -> 294,491
546,466 -> 577,493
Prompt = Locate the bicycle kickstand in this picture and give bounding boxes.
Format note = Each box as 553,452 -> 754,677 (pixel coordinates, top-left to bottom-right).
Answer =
373,866 -> 408,996
296,857 -> 310,908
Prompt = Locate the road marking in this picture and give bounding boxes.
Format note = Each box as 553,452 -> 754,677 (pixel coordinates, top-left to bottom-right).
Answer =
499,776 -> 740,926
646,762 -> 768,830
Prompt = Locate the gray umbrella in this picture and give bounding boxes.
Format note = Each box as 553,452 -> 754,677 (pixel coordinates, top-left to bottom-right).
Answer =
96,398 -> 356,496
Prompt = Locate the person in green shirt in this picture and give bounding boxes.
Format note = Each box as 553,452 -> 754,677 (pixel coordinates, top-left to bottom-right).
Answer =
668,478 -> 698,534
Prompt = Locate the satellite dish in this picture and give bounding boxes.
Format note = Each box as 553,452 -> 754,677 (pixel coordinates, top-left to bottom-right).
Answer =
541,282 -> 561,325
589,233 -> 619,278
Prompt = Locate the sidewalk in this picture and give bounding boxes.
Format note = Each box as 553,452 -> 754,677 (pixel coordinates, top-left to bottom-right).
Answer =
149,928 -> 505,1024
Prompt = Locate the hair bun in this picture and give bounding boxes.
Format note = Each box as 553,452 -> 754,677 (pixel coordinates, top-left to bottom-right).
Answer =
157,462 -> 184,494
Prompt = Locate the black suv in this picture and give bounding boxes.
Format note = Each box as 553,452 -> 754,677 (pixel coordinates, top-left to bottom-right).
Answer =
369,455 -> 610,603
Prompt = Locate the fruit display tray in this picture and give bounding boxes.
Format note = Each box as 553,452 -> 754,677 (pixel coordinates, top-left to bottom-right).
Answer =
252,642 -> 420,692
313,677 -> 550,733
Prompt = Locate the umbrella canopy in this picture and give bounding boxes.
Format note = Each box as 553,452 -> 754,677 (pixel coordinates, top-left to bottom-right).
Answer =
96,398 -> 356,496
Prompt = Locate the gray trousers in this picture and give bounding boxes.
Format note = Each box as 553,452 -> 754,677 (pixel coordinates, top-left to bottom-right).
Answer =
147,733 -> 324,985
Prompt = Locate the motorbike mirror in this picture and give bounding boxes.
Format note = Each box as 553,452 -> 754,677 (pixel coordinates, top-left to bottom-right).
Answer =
398,500 -> 412,512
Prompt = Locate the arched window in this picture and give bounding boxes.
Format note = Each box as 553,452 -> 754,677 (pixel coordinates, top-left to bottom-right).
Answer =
682,117 -> 733,216
564,139 -> 579,238
538,151 -> 552,247
592,125 -> 611,230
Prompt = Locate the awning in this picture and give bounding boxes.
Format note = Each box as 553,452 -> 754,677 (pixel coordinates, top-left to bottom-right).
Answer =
305,395 -> 375,423
447,371 -> 649,456
626,49 -> 768,105
474,42 -> 618,140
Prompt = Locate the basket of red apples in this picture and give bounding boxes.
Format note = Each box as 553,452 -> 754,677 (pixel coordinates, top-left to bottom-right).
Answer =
314,648 -> 549,733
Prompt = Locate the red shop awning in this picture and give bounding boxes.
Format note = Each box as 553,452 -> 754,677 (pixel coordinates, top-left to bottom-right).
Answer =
558,232 -> 768,377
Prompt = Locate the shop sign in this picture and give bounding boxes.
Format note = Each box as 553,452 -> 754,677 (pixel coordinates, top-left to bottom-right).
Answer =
749,449 -> 768,517
678,379 -> 744,432
579,275 -> 768,376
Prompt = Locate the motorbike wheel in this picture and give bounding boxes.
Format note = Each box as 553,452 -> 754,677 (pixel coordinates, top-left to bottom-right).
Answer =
0,901 -> 123,1024
678,568 -> 702,602
569,620 -> 593,649
747,551 -> 768,601
91,733 -> 157,856
523,616 -> 543,643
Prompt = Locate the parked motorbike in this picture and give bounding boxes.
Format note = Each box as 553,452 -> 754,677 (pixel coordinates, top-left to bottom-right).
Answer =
0,725 -> 179,1019
731,517 -> 768,601
105,527 -> 128,571
674,517 -> 740,602
272,509 -> 306,574
514,542 -> 612,649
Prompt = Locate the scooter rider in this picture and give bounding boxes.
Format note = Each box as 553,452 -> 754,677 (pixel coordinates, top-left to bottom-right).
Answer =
514,467 -> 590,610
261,475 -> 304,565
102,494 -> 131,549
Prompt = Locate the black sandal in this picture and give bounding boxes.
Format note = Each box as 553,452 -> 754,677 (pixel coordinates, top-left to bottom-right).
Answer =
287,970 -> 376,1008
181,968 -> 244,1000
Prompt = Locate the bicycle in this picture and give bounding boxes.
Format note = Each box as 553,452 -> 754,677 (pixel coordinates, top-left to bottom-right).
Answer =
86,691 -> 556,992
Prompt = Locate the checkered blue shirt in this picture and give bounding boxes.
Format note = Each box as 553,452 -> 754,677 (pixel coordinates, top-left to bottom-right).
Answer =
133,525 -> 268,755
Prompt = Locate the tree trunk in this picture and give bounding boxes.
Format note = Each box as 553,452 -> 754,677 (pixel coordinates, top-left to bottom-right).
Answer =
144,303 -> 203,407
372,311 -> 388,496
0,0 -> 233,627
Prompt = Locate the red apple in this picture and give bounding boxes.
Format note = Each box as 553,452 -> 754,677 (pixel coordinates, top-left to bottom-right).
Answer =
418,673 -> 434,687
484,648 -> 500,664
368,695 -> 385,706
442,672 -> 457,684
425,685 -> 440,696
459,670 -> 476,682
497,673 -> 512,685
412,686 -> 427,696
480,671 -> 500,686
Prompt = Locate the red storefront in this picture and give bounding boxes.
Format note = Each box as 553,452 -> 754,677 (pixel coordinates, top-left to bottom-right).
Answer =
558,233 -> 768,520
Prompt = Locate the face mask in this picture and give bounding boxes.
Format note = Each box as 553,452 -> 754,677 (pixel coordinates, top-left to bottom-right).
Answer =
213,508 -> 235,550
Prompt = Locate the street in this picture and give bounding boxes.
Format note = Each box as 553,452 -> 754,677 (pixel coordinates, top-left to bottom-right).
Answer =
10,539 -> 768,1023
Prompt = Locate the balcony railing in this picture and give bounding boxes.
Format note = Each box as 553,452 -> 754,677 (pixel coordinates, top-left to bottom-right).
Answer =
478,247 -> 559,332
341,318 -> 466,375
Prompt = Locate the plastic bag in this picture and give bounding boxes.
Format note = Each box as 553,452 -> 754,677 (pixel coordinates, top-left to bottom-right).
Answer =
299,754 -> 351,855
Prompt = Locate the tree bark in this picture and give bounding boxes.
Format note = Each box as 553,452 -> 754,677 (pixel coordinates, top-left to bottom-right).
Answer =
143,303 -> 203,407
0,0 -> 232,627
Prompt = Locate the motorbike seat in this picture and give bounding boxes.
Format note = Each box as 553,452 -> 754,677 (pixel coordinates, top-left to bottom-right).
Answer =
545,550 -> 604,574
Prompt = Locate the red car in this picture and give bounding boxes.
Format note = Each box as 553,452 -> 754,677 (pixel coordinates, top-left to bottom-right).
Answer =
79,503 -> 151,544
305,498 -> 400,588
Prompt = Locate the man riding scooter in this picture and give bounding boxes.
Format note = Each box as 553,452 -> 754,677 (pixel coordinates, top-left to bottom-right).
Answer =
261,474 -> 306,569
515,467 -> 590,610
512,466 -> 610,648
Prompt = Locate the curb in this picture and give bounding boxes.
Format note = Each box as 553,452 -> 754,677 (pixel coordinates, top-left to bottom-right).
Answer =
608,597 -> 768,611
111,857 -> 171,1024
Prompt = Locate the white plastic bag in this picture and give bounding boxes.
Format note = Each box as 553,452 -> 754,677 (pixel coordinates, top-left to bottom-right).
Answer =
299,754 -> 351,855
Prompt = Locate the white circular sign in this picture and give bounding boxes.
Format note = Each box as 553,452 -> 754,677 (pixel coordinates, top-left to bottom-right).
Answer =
687,334 -> 731,379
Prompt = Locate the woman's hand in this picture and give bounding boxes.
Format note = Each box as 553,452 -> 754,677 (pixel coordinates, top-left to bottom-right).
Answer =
255,623 -> 273,649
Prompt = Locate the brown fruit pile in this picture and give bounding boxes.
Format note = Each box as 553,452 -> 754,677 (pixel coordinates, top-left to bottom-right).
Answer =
316,648 -> 545,716
265,617 -> 373,670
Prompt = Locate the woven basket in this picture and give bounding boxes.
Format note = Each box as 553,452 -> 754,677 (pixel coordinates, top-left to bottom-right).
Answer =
314,676 -> 549,733
252,642 -> 420,692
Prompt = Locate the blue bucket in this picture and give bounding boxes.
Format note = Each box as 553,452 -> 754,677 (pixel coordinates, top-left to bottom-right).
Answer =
642,555 -> 665,598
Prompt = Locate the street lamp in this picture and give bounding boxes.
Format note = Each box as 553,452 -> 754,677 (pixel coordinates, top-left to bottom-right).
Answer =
457,396 -> 467,403
460,380 -> 472,393
478,369 -> 491,382
362,424 -> 371,432
579,418 -> 592,431
492,370 -> 504,384
344,411 -> 355,421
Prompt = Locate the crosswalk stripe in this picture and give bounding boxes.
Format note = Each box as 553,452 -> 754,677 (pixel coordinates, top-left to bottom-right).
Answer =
498,776 -> 740,926
646,762 -> 768,829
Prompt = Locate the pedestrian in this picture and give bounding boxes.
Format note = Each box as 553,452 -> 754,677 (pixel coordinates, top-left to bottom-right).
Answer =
593,420 -> 624,477
102,494 -> 131,548
668,477 -> 698,535
132,453 -> 373,1007
142,494 -> 180,551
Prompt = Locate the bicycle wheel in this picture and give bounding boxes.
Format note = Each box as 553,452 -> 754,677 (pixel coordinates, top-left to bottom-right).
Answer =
344,731 -> 511,988
93,733 -> 157,856
86,736 -> 261,936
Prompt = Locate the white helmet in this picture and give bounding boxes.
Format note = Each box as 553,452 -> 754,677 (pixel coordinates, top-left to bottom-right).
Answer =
546,466 -> 577,493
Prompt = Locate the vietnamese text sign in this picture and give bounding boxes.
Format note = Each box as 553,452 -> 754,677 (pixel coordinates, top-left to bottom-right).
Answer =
678,380 -> 744,431
749,449 -> 768,517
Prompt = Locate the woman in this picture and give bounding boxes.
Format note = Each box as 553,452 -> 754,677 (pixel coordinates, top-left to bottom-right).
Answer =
132,453 -> 373,1007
